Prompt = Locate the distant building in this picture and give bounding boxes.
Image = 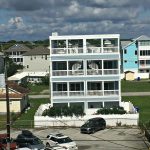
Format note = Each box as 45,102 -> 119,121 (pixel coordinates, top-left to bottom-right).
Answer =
137,35 -> 150,73
23,46 -> 50,72
49,33 -> 121,113
121,35 -> 150,74
5,44 -> 31,65
121,40 -> 138,73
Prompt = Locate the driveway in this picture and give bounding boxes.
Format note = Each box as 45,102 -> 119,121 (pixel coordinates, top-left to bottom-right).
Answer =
4,127 -> 149,150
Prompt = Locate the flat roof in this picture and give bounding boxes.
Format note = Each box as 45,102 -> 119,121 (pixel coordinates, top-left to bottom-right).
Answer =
50,34 -> 120,40
8,72 -> 48,81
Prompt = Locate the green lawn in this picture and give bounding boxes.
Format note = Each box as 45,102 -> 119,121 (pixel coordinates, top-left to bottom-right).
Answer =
122,96 -> 150,124
28,84 -> 49,95
12,98 -> 49,128
121,80 -> 150,92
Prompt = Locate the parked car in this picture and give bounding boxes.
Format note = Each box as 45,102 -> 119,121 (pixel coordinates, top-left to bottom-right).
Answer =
45,145 -> 67,150
80,117 -> 106,134
15,130 -> 45,150
0,134 -> 17,150
46,133 -> 78,150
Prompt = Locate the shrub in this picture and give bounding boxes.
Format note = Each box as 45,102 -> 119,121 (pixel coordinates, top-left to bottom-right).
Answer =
96,106 -> 126,115
42,105 -> 85,117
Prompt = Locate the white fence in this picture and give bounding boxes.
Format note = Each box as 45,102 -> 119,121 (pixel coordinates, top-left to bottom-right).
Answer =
34,113 -> 139,128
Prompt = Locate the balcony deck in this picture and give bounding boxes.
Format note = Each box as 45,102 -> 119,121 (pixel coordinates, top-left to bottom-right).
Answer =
52,90 -> 119,97
52,69 -> 119,76
51,47 -> 118,55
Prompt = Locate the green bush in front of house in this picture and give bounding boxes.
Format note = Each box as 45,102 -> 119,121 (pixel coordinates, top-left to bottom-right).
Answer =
96,106 -> 126,115
42,105 -> 85,117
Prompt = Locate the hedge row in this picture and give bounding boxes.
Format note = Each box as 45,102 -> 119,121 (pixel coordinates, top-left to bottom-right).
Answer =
42,105 -> 85,117
96,107 -> 126,115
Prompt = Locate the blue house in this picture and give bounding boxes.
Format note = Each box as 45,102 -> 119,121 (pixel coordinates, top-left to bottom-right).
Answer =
121,40 -> 138,73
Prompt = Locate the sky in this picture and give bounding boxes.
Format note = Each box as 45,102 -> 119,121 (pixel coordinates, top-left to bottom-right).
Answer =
0,0 -> 150,41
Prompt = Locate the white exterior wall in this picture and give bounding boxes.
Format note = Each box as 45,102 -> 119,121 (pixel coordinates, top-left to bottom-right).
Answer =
138,42 -> 150,72
34,114 -> 139,128
0,100 -> 21,113
50,34 -> 121,112
23,55 -> 49,72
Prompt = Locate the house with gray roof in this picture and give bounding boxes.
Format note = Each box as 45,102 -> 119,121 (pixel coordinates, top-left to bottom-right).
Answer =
23,46 -> 50,72
5,44 -> 31,65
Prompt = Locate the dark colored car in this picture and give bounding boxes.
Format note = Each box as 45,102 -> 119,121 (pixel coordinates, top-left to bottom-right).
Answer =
0,134 -> 17,150
15,130 -> 45,150
80,117 -> 106,134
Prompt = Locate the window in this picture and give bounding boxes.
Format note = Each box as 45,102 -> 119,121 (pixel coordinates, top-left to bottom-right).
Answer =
135,51 -> 137,55
27,65 -> 29,68
124,60 -> 127,63
30,57 -> 32,60
124,49 -> 127,54
135,61 -> 137,64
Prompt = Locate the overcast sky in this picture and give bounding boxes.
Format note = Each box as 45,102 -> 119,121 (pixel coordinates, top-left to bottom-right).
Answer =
0,0 -> 150,41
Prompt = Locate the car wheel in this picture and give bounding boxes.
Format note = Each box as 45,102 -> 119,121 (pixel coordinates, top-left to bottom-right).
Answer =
46,143 -> 50,148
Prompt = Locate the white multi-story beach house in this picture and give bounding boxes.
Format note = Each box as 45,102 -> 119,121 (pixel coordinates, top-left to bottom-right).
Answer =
49,33 -> 121,113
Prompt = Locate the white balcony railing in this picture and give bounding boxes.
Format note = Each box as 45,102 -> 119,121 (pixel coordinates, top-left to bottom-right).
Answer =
103,47 -> 118,53
53,90 -> 119,97
87,69 -> 102,75
68,48 -> 83,54
52,69 -> 119,76
51,48 -> 67,54
103,69 -> 119,75
51,48 -> 83,54
53,91 -> 68,96
86,47 -> 102,53
104,90 -> 119,95
68,70 -> 84,76
69,91 -> 84,96
87,90 -> 103,96
139,64 -> 150,69
52,70 -> 84,76
52,70 -> 67,76
51,47 -> 118,54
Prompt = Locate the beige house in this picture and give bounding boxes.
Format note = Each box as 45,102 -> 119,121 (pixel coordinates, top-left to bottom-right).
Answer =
23,46 -> 50,72
124,71 -> 135,81
0,82 -> 29,114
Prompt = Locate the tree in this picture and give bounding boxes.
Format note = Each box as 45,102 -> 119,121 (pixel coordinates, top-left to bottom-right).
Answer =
5,57 -> 23,77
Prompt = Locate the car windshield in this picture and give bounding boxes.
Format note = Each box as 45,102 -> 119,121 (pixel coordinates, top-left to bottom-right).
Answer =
85,120 -> 94,126
57,137 -> 72,144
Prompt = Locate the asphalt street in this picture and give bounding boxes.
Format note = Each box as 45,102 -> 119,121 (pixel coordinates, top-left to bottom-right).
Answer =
0,127 -> 149,150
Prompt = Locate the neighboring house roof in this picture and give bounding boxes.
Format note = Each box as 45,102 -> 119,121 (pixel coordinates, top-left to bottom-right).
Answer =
136,35 -> 150,41
23,46 -> 49,56
120,40 -> 132,49
5,44 -> 31,52
0,82 -> 29,99
121,35 -> 143,49
8,81 -> 30,94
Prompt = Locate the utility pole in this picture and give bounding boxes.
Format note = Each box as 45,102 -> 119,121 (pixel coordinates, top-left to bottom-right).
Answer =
3,48 -> 10,150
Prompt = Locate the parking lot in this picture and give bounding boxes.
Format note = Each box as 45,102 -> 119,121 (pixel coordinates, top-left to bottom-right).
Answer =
1,127 -> 149,150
